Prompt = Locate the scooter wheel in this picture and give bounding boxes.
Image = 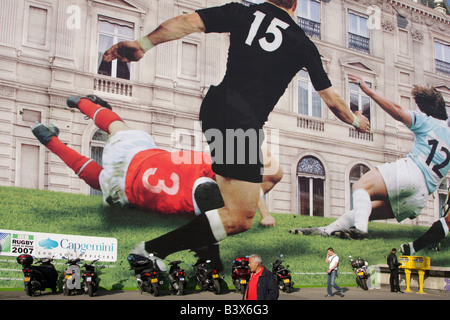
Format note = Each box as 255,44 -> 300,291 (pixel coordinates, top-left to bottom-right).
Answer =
24,284 -> 34,297
176,282 -> 184,296
87,283 -> 94,297
213,279 -> 221,295
63,285 -> 69,296
151,283 -> 159,297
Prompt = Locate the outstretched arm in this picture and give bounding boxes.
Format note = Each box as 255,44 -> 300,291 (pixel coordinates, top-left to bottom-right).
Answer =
258,196 -> 276,227
318,86 -> 371,133
348,73 -> 412,127
103,13 -> 205,63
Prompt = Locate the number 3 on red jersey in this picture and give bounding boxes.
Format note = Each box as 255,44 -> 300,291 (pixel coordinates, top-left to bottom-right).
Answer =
142,168 -> 180,196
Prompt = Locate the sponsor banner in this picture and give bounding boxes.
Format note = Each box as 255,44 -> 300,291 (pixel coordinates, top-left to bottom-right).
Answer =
0,229 -> 117,262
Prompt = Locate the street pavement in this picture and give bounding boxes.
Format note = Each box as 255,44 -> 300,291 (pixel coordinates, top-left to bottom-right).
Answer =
1,284 -> 448,300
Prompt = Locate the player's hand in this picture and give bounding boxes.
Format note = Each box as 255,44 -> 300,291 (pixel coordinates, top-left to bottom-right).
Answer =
260,215 -> 276,227
355,110 -> 371,133
103,41 -> 145,63
348,73 -> 370,92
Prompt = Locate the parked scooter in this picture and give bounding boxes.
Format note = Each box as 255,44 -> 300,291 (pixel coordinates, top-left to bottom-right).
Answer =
16,254 -> 58,296
231,256 -> 250,294
128,253 -> 164,297
167,260 -> 186,296
62,256 -> 82,295
349,255 -> 370,290
271,256 -> 293,293
193,259 -> 222,295
82,259 -> 99,297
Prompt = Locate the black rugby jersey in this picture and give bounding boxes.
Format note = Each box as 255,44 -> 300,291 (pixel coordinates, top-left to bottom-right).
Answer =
196,2 -> 332,125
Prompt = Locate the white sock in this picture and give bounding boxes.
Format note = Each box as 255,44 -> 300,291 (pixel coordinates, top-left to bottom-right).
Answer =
324,210 -> 355,235
205,209 -> 227,242
353,189 -> 372,233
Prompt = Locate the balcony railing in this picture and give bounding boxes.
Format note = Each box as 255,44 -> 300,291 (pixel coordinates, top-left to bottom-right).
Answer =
436,59 -> 450,76
298,18 -> 321,39
297,116 -> 324,132
349,33 -> 370,54
349,128 -> 373,142
93,77 -> 133,97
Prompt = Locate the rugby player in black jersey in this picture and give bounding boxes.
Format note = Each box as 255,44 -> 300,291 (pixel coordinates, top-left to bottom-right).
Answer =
103,0 -> 370,269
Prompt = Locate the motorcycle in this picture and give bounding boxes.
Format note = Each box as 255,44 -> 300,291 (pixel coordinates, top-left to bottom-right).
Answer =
16,254 -> 58,296
82,259 -> 99,297
349,255 -> 370,290
128,253 -> 164,297
193,259 -> 222,295
271,257 -> 293,293
231,256 -> 250,294
62,256 -> 82,296
167,260 -> 186,296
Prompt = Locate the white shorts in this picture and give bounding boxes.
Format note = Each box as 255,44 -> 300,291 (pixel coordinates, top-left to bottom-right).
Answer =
377,157 -> 429,222
99,130 -> 157,206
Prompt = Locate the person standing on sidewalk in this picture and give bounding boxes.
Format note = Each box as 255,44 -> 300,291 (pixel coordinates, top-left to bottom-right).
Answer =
325,247 -> 344,297
243,254 -> 279,300
387,248 -> 403,293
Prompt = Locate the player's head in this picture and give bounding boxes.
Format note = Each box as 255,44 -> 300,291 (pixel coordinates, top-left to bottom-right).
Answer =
412,85 -> 448,121
268,0 -> 297,10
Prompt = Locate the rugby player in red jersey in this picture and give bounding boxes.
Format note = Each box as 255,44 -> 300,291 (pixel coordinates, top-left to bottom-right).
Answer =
31,95 -> 280,225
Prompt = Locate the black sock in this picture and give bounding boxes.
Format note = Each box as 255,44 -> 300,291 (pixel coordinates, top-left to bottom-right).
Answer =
413,218 -> 448,252
144,214 -> 217,258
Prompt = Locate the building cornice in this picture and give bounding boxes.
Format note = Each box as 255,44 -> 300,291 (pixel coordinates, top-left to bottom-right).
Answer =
386,0 -> 449,24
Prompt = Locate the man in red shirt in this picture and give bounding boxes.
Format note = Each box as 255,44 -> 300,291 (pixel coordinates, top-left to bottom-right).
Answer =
244,254 -> 278,300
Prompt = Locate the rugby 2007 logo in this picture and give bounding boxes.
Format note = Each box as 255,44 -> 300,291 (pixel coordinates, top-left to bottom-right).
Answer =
0,232 -> 35,255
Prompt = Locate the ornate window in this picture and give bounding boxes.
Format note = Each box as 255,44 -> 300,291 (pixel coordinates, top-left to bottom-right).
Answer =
97,17 -> 134,80
350,81 -> 371,123
298,69 -> 322,117
297,0 -> 321,39
297,156 -> 325,216
349,164 -> 370,209
348,12 -> 370,54
435,41 -> 450,76
90,129 -> 108,195
438,178 -> 449,218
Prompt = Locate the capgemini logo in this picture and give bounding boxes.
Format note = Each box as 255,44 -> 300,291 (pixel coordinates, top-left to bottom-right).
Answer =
38,238 -> 59,250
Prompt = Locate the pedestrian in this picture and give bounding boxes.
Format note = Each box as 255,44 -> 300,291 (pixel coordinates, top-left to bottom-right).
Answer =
325,247 -> 344,297
387,248 -> 403,293
243,254 -> 279,300
103,0 -> 370,268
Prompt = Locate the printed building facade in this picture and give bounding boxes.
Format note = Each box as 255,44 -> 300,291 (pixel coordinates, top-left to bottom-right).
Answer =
0,0 -> 449,227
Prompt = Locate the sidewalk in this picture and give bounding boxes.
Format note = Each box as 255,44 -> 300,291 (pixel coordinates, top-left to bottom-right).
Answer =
1,285 -> 448,300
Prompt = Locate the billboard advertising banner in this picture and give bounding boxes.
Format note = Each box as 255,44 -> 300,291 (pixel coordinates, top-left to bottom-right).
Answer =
0,229 -> 117,262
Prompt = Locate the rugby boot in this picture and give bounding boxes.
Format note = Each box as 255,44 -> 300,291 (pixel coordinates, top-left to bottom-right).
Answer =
66,94 -> 112,110
289,227 -> 329,236
31,122 -> 60,145
400,243 -> 415,256
333,227 -> 369,240
192,243 -> 224,272
128,242 -> 167,272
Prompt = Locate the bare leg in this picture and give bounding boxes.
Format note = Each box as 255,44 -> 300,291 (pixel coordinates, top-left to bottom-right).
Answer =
215,174 -> 261,236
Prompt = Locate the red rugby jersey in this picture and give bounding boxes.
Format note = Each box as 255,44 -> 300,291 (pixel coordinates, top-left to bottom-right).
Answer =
125,149 -> 215,215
